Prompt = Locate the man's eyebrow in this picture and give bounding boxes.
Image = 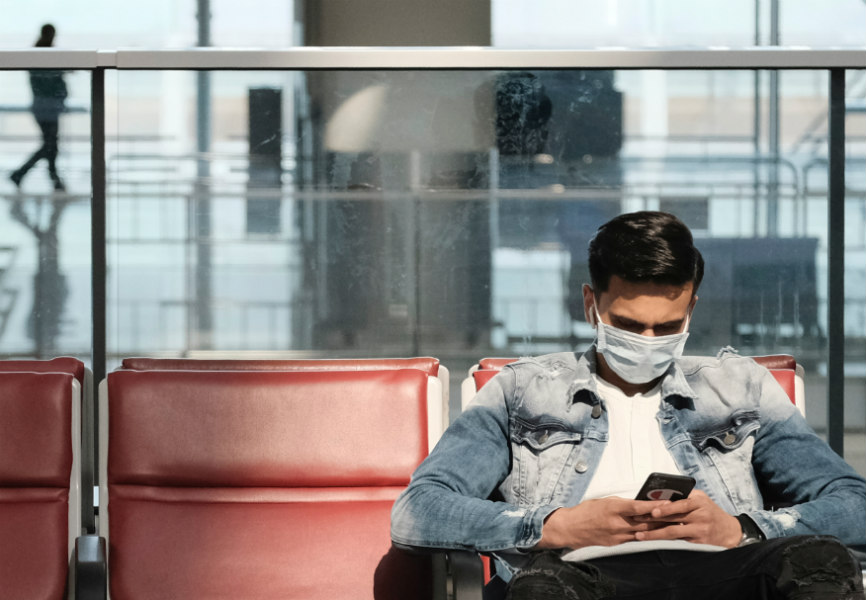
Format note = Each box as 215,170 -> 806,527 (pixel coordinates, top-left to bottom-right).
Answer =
610,314 -> 648,329
655,318 -> 686,329
611,314 -> 684,329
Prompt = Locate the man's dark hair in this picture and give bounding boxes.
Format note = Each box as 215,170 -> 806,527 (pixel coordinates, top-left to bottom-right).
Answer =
588,211 -> 704,294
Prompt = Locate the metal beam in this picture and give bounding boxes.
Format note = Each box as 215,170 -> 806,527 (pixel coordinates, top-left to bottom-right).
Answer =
1,48 -> 865,71
827,69 -> 846,456
195,0 -> 213,349
88,66 -> 106,532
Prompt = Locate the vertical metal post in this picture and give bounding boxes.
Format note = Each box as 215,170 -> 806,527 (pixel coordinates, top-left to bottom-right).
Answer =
410,150 -> 422,357
195,0 -> 213,349
88,66 -> 106,533
827,69 -> 846,456
766,0 -> 780,237
752,0 -> 761,236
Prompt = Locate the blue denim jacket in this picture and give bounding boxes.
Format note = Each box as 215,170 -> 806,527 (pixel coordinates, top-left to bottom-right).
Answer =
391,347 -> 866,554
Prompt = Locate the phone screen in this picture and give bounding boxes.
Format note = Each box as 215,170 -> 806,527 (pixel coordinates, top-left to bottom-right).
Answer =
635,472 -> 696,501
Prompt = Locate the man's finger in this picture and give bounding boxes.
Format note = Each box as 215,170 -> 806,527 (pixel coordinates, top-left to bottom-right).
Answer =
650,498 -> 695,518
626,500 -> 671,516
624,517 -> 670,531
644,511 -> 691,524
634,522 -> 691,542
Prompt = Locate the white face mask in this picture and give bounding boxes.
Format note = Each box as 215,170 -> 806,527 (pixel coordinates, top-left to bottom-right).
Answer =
593,305 -> 690,384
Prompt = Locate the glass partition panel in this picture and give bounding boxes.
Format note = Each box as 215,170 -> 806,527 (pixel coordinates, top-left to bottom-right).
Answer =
0,68 -> 92,362
109,67 -> 864,475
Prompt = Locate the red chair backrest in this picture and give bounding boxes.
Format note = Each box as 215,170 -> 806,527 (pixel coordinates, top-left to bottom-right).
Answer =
0,356 -> 85,386
0,372 -> 74,600
752,354 -> 798,406
767,369 -> 795,404
751,354 -> 796,371
119,356 -> 447,452
472,358 -> 518,393
472,369 -> 500,390
120,356 -> 440,377
105,368 -> 429,600
478,358 -> 517,371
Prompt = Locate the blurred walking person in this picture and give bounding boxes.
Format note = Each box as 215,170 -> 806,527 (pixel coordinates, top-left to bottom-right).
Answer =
10,24 -> 67,192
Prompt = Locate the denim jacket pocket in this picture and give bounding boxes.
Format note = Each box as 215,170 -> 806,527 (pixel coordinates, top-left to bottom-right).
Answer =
690,410 -> 762,509
509,417 -> 583,506
691,410 -> 760,452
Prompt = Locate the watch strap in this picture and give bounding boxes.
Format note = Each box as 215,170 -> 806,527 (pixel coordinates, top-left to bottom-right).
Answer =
735,513 -> 765,546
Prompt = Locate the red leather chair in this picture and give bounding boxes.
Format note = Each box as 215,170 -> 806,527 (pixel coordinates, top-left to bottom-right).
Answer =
751,354 -> 805,416
461,358 -> 518,411
0,357 -> 95,532
0,369 -> 81,599
91,368 -> 433,599
120,356 -> 449,451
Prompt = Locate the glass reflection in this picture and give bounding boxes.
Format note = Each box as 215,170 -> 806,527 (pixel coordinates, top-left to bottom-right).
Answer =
1,67 -> 90,360
107,68 -> 855,363
8,193 -> 69,355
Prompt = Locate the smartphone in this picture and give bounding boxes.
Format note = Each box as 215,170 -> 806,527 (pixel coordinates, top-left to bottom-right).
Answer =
635,472 -> 696,501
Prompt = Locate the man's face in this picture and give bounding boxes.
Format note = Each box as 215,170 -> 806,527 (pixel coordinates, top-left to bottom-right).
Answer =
583,275 -> 696,337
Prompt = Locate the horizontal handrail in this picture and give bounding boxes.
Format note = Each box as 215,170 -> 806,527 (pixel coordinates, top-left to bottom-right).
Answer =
0,47 -> 863,70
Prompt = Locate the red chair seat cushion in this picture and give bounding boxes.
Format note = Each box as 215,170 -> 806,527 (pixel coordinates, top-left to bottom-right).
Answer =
108,494 -> 397,600
0,493 -> 69,600
0,372 -> 73,600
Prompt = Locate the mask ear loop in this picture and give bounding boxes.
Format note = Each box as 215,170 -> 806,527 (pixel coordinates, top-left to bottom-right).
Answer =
592,304 -> 602,329
682,309 -> 692,333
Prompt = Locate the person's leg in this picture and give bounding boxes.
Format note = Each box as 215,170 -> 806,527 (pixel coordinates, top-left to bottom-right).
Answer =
10,120 -> 56,187
592,536 -> 863,600
11,144 -> 47,184
506,537 -> 864,600
773,536 -> 865,600
506,552 -> 616,600
38,120 -> 64,190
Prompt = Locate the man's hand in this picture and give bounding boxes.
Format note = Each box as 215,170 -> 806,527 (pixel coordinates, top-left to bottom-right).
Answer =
535,497 -> 670,550
633,489 -> 742,548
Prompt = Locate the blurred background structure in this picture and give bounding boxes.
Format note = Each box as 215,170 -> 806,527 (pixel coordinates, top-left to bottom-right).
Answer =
0,0 -> 864,474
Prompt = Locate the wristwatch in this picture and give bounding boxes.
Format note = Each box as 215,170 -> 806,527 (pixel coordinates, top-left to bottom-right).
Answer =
735,514 -> 765,547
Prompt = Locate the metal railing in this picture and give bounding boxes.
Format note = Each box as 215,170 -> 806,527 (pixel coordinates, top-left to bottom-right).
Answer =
0,46 -> 862,455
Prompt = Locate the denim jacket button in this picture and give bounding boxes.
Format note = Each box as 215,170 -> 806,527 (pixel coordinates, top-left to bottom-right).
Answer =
591,404 -> 602,419
574,461 -> 588,473
724,432 -> 737,445
538,431 -> 549,444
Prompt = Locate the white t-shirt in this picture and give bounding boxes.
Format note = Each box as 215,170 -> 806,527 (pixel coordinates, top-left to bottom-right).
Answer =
563,375 -> 725,561
582,375 -> 680,501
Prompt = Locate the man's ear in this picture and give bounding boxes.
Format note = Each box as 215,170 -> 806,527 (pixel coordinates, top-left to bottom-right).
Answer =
582,284 -> 596,326
689,294 -> 699,314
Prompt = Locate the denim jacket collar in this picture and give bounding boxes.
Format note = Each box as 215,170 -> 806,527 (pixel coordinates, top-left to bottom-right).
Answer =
567,344 -> 700,406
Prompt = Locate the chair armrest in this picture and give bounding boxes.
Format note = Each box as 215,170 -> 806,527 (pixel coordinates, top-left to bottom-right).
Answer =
74,534 -> 106,600
445,550 -> 485,600
394,544 -> 485,600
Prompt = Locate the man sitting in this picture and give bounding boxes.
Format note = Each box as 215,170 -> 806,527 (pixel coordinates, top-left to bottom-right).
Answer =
391,211 -> 865,599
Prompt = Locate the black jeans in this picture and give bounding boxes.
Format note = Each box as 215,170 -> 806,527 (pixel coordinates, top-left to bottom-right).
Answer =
505,536 -> 864,600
